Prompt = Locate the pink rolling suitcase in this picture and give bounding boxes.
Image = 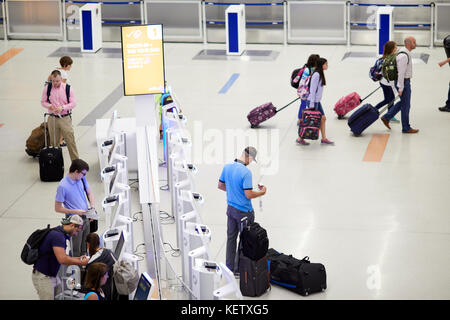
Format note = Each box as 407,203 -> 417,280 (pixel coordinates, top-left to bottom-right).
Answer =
334,87 -> 381,119
248,97 -> 299,128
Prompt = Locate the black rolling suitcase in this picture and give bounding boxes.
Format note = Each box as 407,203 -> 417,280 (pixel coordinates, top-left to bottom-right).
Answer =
39,113 -> 64,182
238,217 -> 270,297
267,248 -> 327,296
239,254 -> 270,297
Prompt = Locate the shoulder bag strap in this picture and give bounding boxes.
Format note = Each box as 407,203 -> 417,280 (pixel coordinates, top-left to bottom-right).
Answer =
46,83 -> 52,103
81,178 -> 91,207
65,84 -> 70,104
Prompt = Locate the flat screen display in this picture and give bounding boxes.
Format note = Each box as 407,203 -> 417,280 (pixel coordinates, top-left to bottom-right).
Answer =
109,165 -> 118,194
133,273 -> 153,300
121,24 -> 165,96
108,139 -> 116,165
114,231 -> 125,259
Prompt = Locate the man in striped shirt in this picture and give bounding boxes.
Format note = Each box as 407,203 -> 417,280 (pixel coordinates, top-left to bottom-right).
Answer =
41,70 -> 79,160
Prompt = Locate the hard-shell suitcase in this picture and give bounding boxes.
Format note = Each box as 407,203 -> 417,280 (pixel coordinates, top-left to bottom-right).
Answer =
39,113 -> 64,182
298,108 -> 321,140
347,97 -> 397,136
266,248 -> 327,296
334,87 -> 381,119
239,254 -> 270,297
248,97 -> 300,128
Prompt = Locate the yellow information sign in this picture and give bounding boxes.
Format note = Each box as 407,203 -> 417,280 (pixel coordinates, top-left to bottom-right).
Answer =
121,24 -> 165,96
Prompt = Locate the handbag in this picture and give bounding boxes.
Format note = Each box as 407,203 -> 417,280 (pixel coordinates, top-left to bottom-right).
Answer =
89,216 -> 98,233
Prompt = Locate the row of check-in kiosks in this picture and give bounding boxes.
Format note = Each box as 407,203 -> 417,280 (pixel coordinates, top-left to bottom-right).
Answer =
96,91 -> 243,300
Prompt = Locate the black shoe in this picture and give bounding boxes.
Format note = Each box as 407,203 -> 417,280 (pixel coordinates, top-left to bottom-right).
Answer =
438,106 -> 450,112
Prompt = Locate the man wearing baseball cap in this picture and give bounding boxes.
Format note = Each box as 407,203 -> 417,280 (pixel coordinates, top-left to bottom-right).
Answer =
218,146 -> 267,273
32,215 -> 90,300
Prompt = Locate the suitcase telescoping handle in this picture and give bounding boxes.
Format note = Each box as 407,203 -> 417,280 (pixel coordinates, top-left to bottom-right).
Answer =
360,86 -> 382,103
275,97 -> 301,113
378,96 -> 400,114
43,113 -> 58,149
240,216 -> 249,233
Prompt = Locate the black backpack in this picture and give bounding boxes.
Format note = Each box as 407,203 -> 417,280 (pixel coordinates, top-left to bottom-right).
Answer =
240,222 -> 269,261
21,225 -> 61,265
290,65 -> 307,89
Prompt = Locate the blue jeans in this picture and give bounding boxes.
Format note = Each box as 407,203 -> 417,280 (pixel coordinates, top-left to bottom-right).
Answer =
383,79 -> 411,132
374,83 -> 395,110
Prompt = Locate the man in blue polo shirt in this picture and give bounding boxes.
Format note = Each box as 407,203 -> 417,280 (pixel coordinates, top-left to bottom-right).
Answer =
55,159 -> 96,257
218,146 -> 267,273
32,215 -> 90,300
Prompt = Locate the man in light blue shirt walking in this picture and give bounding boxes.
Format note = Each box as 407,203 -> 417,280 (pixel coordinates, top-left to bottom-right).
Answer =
218,147 -> 267,273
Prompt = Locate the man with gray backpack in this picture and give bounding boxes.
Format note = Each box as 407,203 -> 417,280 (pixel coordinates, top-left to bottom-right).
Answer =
380,36 -> 419,134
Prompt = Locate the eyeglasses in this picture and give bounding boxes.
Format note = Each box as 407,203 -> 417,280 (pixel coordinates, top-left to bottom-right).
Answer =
77,170 -> 87,177
74,224 -> 83,229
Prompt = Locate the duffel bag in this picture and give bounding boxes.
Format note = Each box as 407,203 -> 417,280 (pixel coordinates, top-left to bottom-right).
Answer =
267,248 -> 327,296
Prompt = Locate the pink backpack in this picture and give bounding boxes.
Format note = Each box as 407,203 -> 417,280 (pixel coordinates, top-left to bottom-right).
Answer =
297,72 -> 312,99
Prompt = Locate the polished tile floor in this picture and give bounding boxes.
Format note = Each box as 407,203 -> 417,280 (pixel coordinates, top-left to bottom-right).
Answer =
0,39 -> 449,300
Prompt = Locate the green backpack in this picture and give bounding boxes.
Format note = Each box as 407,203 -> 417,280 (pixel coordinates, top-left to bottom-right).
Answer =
381,52 -> 409,82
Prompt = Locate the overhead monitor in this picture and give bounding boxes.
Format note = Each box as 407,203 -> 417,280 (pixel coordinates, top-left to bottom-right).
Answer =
114,231 -> 125,259
133,272 -> 155,300
121,24 -> 166,96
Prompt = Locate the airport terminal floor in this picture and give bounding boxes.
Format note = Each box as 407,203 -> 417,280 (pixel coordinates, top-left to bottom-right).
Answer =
0,39 -> 449,300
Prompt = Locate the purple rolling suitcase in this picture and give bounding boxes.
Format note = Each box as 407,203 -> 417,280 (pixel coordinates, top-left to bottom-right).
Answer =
247,97 -> 300,128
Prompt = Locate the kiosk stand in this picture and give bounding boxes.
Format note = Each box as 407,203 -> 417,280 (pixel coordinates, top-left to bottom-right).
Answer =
80,3 -> 102,53
376,7 -> 394,56
226,5 -> 246,55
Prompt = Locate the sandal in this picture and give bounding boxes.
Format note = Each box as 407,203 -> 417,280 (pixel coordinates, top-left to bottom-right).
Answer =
296,138 -> 309,146
321,138 -> 334,145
